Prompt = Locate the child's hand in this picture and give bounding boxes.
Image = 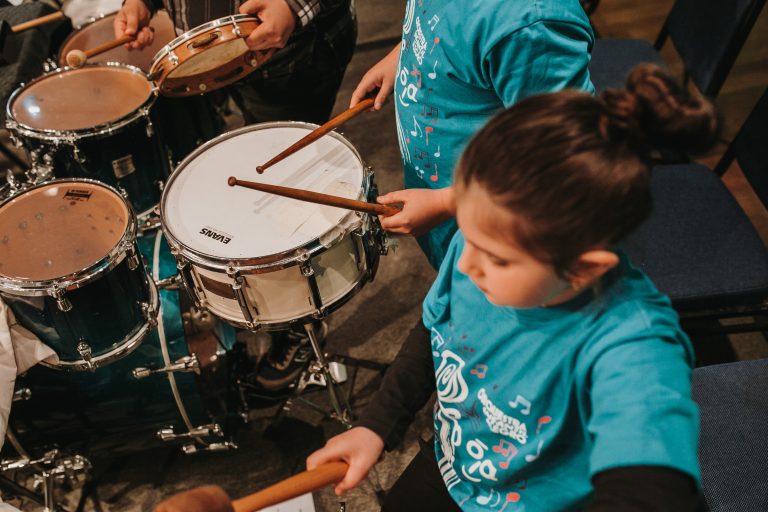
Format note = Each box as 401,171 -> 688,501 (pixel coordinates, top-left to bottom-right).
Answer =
306,427 -> 385,495
378,187 -> 456,236
350,44 -> 400,110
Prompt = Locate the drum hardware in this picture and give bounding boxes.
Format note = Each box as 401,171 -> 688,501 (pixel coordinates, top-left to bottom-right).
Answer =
157,423 -> 223,442
297,252 -> 327,320
1,449 -> 91,512
181,441 -> 238,454
76,341 -> 93,369
132,353 -> 200,379
182,307 -> 218,332
155,273 -> 181,290
227,266 -> 256,330
13,387 -> 32,401
48,285 -> 72,313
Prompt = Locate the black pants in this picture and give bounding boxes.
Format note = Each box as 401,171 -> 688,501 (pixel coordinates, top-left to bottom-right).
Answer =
227,3 -> 357,125
383,439 -> 463,512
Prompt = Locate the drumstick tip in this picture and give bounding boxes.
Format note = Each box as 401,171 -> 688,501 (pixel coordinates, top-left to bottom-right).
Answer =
65,49 -> 87,68
255,166 -> 264,174
227,176 -> 238,187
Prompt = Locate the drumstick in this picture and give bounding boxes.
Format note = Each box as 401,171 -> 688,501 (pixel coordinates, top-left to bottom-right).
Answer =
11,11 -> 65,33
256,98 -> 375,174
228,177 -> 401,217
65,35 -> 135,68
154,462 -> 349,512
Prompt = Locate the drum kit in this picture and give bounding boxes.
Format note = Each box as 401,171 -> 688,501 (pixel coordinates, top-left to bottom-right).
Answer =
0,7 -> 389,512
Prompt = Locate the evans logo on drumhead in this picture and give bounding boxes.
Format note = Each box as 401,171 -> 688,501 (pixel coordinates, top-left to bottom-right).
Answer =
199,227 -> 233,244
63,189 -> 92,201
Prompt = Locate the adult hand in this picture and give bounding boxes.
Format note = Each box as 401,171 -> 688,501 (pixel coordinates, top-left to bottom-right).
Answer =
240,0 -> 296,50
350,44 -> 400,110
114,0 -> 154,49
378,186 -> 456,236
306,427 -> 385,495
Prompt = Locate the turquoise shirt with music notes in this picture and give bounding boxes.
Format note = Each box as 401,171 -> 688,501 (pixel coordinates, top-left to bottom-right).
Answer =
422,232 -> 700,510
394,0 -> 594,268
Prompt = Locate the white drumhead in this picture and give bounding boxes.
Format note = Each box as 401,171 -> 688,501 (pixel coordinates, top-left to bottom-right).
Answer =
162,123 -> 365,260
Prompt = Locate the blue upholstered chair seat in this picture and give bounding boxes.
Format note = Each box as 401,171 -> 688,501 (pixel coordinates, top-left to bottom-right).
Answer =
621,164 -> 768,310
693,358 -> 768,511
589,39 -> 667,93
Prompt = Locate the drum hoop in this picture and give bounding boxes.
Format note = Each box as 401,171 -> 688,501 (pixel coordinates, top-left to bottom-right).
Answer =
150,14 -> 257,67
0,178 -> 138,295
160,121 -> 369,271
4,63 -> 158,142
40,278 -> 159,371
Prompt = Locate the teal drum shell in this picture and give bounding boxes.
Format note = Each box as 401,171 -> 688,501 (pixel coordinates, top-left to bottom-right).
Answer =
7,230 -> 239,456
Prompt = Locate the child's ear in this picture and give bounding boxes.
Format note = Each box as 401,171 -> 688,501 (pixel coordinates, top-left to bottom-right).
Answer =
568,250 -> 619,290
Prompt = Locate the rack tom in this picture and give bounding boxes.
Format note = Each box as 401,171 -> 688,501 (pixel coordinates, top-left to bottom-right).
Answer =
0,179 -> 159,370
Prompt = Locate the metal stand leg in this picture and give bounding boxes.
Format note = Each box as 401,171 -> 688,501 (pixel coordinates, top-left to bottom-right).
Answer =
304,322 -> 353,427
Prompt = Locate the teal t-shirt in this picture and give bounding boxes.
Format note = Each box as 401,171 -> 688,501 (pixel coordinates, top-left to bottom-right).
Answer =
395,0 -> 595,268
422,233 -> 700,511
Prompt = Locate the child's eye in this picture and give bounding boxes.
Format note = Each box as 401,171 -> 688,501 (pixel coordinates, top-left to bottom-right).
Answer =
488,255 -> 510,267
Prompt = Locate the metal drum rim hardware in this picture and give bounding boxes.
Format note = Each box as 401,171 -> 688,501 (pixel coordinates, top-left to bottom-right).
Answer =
160,121 -> 369,273
39,277 -> 160,371
4,63 -> 158,143
0,178 -> 138,295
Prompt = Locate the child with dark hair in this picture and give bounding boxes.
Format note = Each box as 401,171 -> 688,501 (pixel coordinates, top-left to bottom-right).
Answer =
307,64 -> 719,511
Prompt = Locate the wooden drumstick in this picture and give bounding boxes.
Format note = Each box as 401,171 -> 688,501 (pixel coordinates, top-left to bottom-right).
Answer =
154,462 -> 349,512
256,98 -> 376,174
228,177 -> 401,217
65,35 -> 136,68
10,11 -> 65,33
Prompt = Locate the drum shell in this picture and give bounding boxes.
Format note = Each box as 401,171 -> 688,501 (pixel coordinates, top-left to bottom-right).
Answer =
1,254 -> 152,364
7,231 -> 237,456
11,116 -> 170,216
178,228 -> 374,329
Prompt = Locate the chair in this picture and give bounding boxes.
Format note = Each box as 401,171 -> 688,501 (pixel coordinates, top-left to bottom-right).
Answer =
620,87 -> 768,334
692,358 -> 768,511
589,0 -> 767,96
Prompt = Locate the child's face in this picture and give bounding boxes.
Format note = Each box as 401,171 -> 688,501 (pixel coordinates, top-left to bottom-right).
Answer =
455,183 -> 572,308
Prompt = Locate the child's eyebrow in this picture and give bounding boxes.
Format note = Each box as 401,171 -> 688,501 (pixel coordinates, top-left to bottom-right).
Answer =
466,238 -> 509,262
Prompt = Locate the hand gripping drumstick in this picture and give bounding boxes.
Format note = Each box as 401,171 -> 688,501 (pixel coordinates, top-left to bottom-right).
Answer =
65,35 -> 136,68
256,98 -> 376,174
229,177 -> 402,217
10,11 -> 65,33
154,462 -> 349,512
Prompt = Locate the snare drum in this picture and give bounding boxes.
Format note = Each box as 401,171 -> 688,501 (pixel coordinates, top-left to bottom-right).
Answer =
149,14 -> 274,96
0,179 -> 159,370
5,63 -> 170,227
7,229 -> 240,456
57,11 -> 176,73
161,122 -> 386,330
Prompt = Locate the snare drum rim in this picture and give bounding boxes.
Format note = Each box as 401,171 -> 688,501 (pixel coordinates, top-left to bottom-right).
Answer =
5,63 -> 158,143
0,178 -> 139,296
160,121 -> 370,273
150,14 -> 258,70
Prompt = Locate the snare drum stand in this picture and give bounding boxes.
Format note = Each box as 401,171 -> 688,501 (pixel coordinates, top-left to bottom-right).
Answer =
266,322 -> 389,432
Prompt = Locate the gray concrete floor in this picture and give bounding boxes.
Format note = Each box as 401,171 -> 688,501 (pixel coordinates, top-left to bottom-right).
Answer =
1,0 -> 767,510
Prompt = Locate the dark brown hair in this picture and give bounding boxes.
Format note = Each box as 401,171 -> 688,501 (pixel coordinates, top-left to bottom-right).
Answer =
455,64 -> 720,276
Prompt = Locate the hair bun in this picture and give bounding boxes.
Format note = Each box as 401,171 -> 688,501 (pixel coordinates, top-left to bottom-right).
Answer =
600,64 -> 720,154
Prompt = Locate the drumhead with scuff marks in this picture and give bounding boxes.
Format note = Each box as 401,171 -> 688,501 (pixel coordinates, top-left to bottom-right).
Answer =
162,123 -> 365,260
9,65 -> 152,132
0,181 -> 129,281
